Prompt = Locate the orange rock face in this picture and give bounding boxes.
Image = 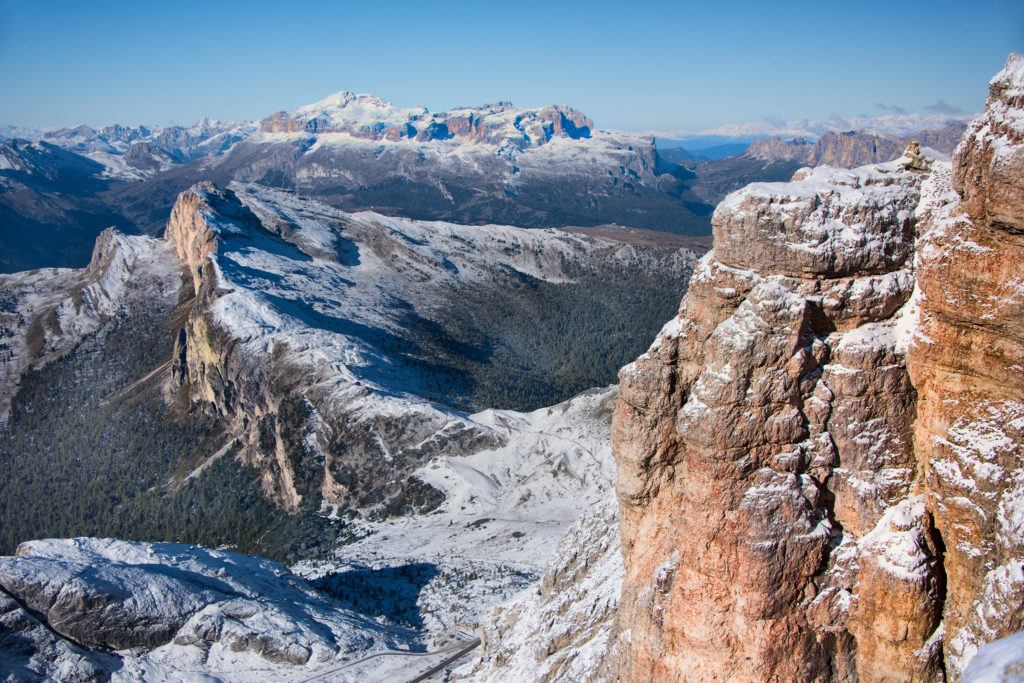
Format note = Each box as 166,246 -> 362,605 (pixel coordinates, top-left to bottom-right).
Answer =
908,54 -> 1024,678
164,182 -> 222,297
612,55 -> 1024,683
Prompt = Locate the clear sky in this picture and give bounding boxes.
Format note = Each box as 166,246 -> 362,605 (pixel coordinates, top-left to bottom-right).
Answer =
0,0 -> 1021,131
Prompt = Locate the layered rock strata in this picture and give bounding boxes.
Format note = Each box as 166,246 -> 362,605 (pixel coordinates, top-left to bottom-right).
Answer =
909,53 -> 1024,676
611,54 -> 1024,682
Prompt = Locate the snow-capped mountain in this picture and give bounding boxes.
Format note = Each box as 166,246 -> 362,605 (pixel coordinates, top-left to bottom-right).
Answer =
3,119 -> 257,181
261,90 -> 595,147
187,91 -> 709,236
1,91 -> 717,272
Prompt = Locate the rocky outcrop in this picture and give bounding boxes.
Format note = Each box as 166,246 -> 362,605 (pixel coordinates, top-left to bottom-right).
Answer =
613,148 -> 933,681
746,123 -> 968,168
165,184 -> 502,512
686,124 -> 967,213
0,538 -> 408,677
164,181 -> 227,297
610,54 -> 1024,682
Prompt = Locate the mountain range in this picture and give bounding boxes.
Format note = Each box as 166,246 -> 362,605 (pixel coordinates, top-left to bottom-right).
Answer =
1,58 -> 1021,682
1,94 -> 714,274
2,92 -> 971,275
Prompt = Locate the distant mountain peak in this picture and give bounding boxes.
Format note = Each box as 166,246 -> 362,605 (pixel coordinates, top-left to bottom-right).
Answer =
260,91 -> 595,146
292,90 -> 429,125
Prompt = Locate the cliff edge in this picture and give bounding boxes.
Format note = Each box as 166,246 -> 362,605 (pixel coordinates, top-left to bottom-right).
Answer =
611,54 -> 1024,681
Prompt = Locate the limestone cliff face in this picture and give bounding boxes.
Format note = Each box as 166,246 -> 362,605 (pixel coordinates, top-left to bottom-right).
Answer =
613,150 -> 933,682
611,55 -> 1024,682
909,53 -> 1024,677
164,181 -> 223,298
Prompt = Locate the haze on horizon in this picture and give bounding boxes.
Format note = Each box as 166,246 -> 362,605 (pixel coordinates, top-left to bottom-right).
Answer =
0,0 -> 1021,132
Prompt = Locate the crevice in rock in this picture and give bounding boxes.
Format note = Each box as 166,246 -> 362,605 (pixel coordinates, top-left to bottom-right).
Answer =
805,299 -> 838,339
928,511 -> 949,680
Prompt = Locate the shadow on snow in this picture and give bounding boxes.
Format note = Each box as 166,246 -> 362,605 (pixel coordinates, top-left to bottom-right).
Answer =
311,562 -> 440,634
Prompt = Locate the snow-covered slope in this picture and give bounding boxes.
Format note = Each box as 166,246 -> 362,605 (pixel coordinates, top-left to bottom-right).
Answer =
0,229 -> 181,424
166,181 -> 693,514
0,537 -> 417,681
456,493 -> 624,683
293,386 -> 618,644
961,631 -> 1024,682
0,386 -> 621,682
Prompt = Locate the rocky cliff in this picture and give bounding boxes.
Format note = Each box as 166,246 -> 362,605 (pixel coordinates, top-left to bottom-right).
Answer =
165,183 -> 499,512
610,54 -> 1024,681
685,124 -> 967,213
746,122 -> 968,168
908,53 -> 1024,675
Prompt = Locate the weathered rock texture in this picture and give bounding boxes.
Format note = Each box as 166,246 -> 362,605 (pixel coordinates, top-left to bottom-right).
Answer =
909,53 -> 1024,677
611,54 -> 1024,682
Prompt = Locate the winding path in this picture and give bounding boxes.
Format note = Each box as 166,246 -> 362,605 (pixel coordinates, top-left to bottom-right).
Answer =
300,636 -> 480,682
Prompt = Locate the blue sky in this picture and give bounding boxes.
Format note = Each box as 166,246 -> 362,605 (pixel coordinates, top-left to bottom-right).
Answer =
0,0 -> 1020,130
